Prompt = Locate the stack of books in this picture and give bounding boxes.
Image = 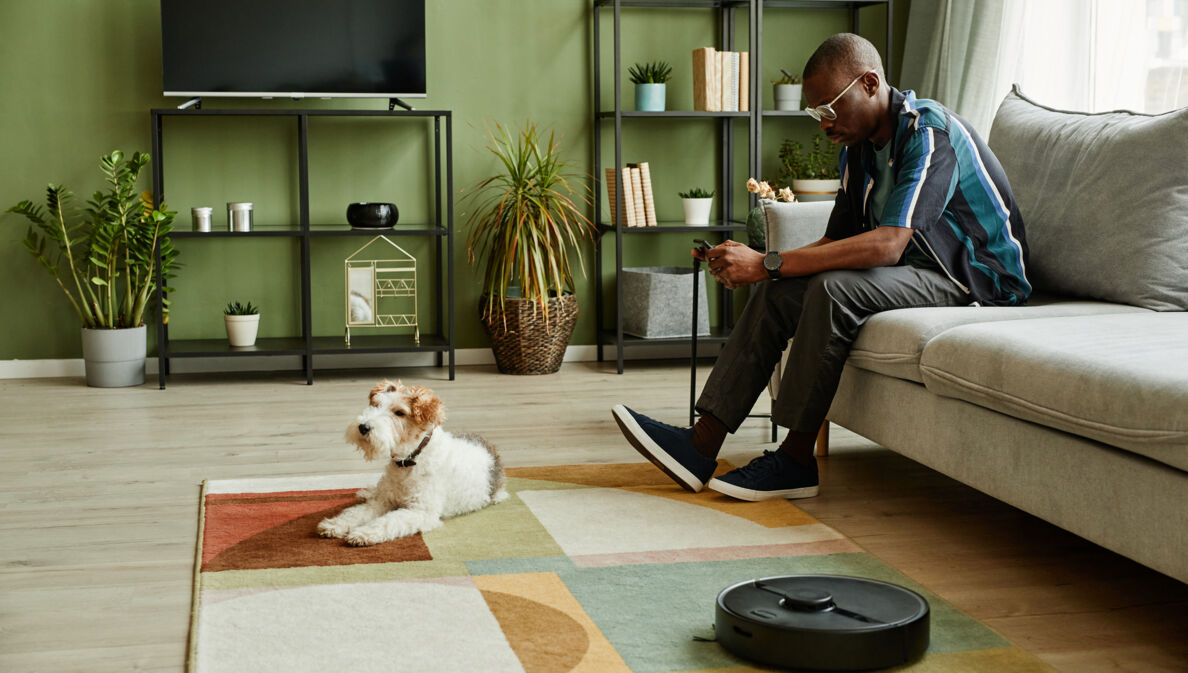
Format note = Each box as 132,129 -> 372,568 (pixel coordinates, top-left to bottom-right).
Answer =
692,47 -> 750,112
605,162 -> 658,227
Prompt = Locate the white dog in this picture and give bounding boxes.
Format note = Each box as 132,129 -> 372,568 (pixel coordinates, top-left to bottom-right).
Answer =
317,380 -> 508,546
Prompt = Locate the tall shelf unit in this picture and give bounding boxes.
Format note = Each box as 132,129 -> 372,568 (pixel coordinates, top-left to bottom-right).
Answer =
150,108 -> 455,389
592,0 -> 891,373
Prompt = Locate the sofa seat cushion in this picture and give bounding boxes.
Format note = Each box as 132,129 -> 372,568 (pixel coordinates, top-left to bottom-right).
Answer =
849,298 -> 1150,383
918,313 -> 1188,470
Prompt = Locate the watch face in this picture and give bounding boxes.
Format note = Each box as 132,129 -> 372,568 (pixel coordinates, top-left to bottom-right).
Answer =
764,252 -> 781,271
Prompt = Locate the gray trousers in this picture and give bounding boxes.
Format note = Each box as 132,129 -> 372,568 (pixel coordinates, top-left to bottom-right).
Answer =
696,266 -> 968,434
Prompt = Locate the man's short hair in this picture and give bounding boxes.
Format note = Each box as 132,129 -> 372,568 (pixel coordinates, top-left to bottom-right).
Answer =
803,33 -> 885,81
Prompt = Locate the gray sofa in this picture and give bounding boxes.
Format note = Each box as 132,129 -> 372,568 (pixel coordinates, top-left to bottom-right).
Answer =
764,87 -> 1188,583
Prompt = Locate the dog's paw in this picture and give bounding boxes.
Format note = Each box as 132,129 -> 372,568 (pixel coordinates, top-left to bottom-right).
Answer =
317,517 -> 351,539
355,487 -> 374,501
345,526 -> 392,547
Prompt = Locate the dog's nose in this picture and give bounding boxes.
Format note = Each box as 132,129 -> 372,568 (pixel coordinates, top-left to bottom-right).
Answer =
358,423 -> 370,436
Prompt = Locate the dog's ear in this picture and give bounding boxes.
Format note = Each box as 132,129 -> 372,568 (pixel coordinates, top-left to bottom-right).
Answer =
407,386 -> 446,427
369,379 -> 400,406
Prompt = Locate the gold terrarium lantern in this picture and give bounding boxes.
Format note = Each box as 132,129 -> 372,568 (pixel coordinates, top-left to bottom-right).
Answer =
344,236 -> 419,345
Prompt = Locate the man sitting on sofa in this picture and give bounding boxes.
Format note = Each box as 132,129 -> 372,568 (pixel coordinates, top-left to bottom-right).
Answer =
612,32 -> 1032,502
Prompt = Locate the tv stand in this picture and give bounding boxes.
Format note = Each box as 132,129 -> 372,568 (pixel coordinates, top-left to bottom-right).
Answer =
176,97 -> 202,110
149,107 -> 455,388
388,97 -> 414,111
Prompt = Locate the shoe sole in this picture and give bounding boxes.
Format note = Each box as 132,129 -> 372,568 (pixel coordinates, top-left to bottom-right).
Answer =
706,477 -> 819,502
612,404 -> 705,493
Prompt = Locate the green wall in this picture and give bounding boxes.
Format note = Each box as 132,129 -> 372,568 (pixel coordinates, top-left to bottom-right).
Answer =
0,0 -> 908,360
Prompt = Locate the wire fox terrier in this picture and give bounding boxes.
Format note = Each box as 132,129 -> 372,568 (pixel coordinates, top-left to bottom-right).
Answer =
318,380 -> 508,546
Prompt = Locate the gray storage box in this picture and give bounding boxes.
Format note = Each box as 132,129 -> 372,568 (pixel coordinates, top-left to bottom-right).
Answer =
621,266 -> 710,338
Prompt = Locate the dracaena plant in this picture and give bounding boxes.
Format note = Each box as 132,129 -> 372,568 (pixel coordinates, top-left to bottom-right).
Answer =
7,150 -> 180,329
464,122 -> 595,331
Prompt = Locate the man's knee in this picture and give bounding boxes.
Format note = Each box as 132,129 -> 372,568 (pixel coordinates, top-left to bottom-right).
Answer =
803,270 -> 863,305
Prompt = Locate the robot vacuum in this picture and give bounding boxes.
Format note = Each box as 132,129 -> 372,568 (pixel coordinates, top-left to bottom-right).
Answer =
715,575 -> 930,671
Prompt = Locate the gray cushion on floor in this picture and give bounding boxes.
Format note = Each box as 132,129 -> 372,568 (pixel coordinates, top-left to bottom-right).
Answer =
988,85 -> 1188,311
849,297 -> 1150,383
919,312 -> 1188,470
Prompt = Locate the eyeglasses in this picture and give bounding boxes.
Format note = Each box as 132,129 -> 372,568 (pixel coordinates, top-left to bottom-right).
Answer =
804,72 -> 870,122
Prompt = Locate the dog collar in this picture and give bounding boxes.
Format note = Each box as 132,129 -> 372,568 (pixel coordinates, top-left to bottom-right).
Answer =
394,430 -> 433,468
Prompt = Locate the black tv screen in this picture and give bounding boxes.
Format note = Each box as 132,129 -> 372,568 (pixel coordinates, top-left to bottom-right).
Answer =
161,0 -> 426,99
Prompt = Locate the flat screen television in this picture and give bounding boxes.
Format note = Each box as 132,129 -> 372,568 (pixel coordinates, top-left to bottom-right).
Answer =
160,0 -> 426,100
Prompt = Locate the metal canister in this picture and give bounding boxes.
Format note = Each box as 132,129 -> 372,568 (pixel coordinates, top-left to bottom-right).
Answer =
191,206 -> 213,232
227,202 -> 253,232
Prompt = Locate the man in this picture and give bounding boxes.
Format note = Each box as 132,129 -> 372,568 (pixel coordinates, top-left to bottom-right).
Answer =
612,33 -> 1030,502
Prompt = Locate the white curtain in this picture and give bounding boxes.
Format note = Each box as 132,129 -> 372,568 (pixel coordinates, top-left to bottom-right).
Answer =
900,0 -> 1012,136
902,0 -> 1188,134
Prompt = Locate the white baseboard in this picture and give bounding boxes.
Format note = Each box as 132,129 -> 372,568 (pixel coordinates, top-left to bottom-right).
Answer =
0,343 -> 709,380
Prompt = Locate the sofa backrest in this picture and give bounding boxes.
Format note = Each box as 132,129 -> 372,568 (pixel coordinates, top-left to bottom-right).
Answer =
988,86 -> 1188,311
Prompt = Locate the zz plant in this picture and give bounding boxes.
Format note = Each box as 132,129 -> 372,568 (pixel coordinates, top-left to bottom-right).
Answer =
7,151 -> 179,329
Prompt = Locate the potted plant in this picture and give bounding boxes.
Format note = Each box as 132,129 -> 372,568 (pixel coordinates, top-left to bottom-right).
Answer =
778,135 -> 842,202
7,151 -> 179,387
772,69 -> 803,111
223,301 -> 260,347
464,122 -> 596,375
629,60 -> 672,112
679,187 -> 715,225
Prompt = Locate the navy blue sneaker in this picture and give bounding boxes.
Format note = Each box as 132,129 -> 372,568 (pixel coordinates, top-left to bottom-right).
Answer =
707,450 -> 819,501
612,405 -> 717,492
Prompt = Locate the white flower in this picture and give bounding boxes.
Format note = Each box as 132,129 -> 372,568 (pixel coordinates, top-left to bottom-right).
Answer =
777,186 -> 796,203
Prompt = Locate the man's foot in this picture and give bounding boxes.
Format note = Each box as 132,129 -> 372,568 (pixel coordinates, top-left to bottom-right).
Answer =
707,451 -> 819,501
612,405 -> 717,492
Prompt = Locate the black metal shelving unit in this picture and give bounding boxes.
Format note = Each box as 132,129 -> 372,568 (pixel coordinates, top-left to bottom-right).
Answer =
592,0 -> 891,373
150,108 -> 455,389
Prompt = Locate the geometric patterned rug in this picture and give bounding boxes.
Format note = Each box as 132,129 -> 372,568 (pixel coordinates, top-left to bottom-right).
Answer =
189,462 -> 1059,672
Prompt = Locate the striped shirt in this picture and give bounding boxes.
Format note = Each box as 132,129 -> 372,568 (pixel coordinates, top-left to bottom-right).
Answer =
825,88 -> 1031,306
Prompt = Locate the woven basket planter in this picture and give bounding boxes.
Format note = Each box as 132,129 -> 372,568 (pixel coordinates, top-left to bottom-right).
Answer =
480,294 -> 579,375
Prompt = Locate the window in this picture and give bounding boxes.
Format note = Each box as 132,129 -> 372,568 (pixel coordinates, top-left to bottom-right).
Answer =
995,0 -> 1187,114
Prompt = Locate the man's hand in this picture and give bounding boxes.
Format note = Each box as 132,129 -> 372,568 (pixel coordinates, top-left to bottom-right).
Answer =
692,240 -> 766,289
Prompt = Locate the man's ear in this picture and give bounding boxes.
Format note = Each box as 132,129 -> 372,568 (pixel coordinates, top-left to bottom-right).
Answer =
369,379 -> 400,406
407,386 -> 446,427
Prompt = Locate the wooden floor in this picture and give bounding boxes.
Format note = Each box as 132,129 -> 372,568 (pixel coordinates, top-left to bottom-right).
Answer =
0,361 -> 1184,672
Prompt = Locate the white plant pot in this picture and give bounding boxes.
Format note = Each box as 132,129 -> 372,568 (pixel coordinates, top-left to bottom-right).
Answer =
682,197 -> 713,226
792,178 -> 841,202
80,325 -> 146,388
773,83 -> 803,111
224,314 -> 260,347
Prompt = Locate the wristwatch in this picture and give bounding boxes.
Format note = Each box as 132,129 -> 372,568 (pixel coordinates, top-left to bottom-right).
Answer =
763,251 -> 782,280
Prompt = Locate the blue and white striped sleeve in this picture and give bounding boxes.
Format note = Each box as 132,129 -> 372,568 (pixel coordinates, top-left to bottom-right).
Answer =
879,126 -> 957,232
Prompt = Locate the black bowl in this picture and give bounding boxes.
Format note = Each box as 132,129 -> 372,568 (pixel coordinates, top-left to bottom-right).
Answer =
346,202 -> 399,229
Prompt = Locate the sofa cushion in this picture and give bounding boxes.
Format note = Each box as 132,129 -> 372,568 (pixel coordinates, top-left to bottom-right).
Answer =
849,298 -> 1150,383
763,200 -> 832,252
988,86 -> 1188,311
919,313 -> 1188,470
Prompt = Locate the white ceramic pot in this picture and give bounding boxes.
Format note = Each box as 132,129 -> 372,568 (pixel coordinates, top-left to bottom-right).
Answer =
792,178 -> 841,202
681,197 -> 713,226
80,325 -> 146,388
224,314 -> 260,347
773,83 -> 803,111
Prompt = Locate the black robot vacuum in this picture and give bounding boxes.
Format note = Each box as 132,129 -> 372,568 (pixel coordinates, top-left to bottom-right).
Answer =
715,575 -> 930,671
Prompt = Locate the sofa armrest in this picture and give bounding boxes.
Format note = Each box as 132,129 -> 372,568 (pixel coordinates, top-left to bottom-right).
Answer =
763,200 -> 832,252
